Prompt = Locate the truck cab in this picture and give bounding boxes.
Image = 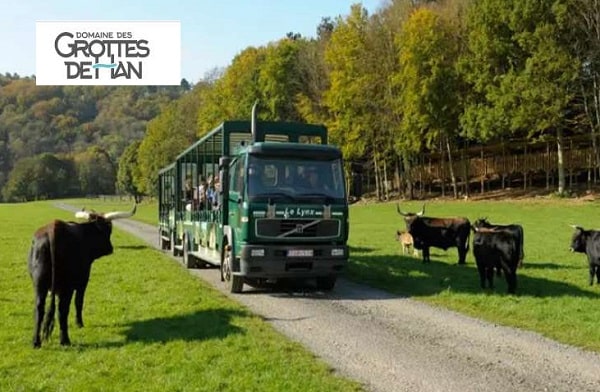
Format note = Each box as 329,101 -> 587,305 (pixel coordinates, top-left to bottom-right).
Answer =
158,118 -> 353,293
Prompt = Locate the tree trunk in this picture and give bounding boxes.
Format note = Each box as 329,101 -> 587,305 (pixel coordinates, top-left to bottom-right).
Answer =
403,153 -> 414,200
440,138 -> 445,197
373,154 -> 381,201
557,128 -> 566,195
462,144 -> 469,198
383,159 -> 389,200
445,134 -> 458,199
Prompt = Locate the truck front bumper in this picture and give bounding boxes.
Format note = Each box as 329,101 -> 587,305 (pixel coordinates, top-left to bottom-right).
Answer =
237,244 -> 348,278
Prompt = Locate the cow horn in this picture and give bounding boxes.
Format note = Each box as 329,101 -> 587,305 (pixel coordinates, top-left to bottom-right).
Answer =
75,208 -> 90,220
396,203 -> 407,216
569,224 -> 582,230
416,204 -> 425,217
103,204 -> 137,220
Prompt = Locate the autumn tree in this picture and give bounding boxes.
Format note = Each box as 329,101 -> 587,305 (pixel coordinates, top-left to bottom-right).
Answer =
460,0 -> 577,195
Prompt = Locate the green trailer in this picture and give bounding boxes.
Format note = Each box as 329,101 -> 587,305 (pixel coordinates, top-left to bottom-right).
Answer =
158,111 -> 355,293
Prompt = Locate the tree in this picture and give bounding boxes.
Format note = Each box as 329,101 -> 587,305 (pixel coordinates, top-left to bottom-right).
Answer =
75,147 -> 117,195
396,6 -> 463,198
117,140 -> 143,201
460,0 -> 577,195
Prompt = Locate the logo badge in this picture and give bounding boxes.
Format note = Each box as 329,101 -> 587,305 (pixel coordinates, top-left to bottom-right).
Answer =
36,21 -> 181,85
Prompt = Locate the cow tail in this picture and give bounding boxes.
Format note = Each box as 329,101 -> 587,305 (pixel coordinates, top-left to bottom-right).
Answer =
42,224 -> 57,341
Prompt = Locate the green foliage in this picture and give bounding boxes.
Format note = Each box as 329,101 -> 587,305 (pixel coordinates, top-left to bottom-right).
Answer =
2,154 -> 76,201
459,0 -> 576,141
75,146 -> 117,196
396,6 -> 462,151
324,4 -> 374,160
258,39 -> 303,121
117,140 -> 143,199
137,87 -> 204,195
0,79 -> 186,199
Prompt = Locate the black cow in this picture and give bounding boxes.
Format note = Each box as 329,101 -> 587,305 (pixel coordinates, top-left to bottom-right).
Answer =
471,226 -> 520,294
28,205 -> 136,348
396,204 -> 470,264
473,218 -> 525,269
569,225 -> 600,286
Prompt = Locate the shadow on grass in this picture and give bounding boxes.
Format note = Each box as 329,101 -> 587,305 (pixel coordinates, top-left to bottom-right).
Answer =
124,309 -> 247,343
116,245 -> 149,251
521,261 -> 580,270
349,245 -> 376,253
347,254 -> 600,299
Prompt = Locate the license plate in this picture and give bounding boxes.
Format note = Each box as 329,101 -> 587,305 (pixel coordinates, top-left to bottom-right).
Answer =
287,249 -> 313,257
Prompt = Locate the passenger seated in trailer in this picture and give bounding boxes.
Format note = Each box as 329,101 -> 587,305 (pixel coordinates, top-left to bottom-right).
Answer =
196,176 -> 208,209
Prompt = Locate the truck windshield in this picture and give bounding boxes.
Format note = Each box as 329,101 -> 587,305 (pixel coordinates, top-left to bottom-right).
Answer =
247,156 -> 345,202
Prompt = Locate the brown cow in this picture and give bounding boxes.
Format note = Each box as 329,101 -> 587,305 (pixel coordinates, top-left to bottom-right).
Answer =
28,205 -> 136,348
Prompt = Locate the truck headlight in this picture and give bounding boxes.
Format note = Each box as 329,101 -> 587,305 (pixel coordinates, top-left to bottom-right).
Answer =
251,249 -> 265,257
331,248 -> 344,256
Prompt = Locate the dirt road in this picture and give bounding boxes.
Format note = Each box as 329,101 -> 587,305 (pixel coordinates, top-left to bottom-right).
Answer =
83,209 -> 600,392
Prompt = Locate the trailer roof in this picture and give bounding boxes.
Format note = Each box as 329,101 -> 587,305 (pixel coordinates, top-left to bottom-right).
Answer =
174,120 -> 328,161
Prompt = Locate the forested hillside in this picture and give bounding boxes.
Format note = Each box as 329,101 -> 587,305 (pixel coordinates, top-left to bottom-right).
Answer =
2,0 -> 600,202
0,74 -> 189,201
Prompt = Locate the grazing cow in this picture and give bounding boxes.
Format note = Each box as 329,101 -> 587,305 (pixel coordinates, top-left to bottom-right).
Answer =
396,204 -> 470,264
395,230 -> 419,257
28,205 -> 136,348
569,225 -> 600,286
473,218 -> 524,268
471,226 -> 520,293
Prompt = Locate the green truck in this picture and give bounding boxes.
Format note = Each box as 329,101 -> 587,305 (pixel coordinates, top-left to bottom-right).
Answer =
158,109 -> 355,293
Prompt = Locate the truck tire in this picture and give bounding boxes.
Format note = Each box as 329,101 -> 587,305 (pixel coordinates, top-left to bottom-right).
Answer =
316,276 -> 336,291
222,244 -> 243,293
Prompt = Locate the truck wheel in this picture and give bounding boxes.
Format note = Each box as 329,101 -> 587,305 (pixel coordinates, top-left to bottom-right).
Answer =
222,245 -> 243,293
171,232 -> 179,257
316,276 -> 336,291
182,234 -> 196,268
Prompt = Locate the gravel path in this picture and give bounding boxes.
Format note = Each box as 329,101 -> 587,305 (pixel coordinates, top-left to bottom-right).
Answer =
57,204 -> 600,392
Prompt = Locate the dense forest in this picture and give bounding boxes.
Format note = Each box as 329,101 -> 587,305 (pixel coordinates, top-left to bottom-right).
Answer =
2,0 -> 600,201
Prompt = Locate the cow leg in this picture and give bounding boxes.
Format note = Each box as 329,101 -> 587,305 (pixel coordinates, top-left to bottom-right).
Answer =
32,287 -> 48,348
596,265 -> 600,285
58,290 -> 74,346
589,264 -> 596,286
422,247 -> 430,263
75,288 -> 85,328
476,264 -> 487,289
485,266 -> 495,289
457,246 -> 467,265
505,270 -> 517,294
75,283 -> 89,328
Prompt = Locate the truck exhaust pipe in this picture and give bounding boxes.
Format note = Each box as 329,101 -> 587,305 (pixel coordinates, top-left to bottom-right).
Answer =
251,100 -> 259,142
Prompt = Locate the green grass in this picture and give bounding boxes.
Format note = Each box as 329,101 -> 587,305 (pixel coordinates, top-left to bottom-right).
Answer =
349,198 -> 600,352
53,196 -> 600,353
0,202 -> 361,392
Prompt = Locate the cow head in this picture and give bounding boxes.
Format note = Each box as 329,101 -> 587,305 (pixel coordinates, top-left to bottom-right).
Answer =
74,204 -> 137,259
569,225 -> 587,253
473,217 -> 491,229
396,203 -> 424,230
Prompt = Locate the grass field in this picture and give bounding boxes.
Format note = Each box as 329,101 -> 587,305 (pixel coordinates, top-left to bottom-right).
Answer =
0,202 -> 361,392
62,196 -> 600,354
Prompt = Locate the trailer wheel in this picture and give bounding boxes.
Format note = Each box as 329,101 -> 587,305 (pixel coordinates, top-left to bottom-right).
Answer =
222,244 -> 243,293
182,234 -> 196,268
316,276 -> 336,291
159,229 -> 167,250
170,232 -> 179,257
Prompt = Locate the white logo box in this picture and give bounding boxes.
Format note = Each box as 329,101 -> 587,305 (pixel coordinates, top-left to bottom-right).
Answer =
36,21 -> 180,85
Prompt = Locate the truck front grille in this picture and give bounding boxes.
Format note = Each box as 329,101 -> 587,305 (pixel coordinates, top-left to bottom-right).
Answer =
256,219 -> 340,239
